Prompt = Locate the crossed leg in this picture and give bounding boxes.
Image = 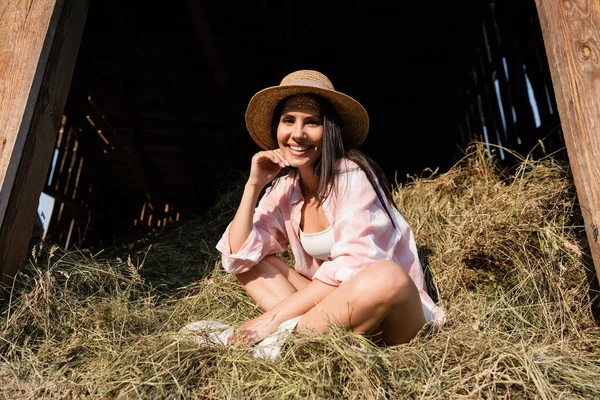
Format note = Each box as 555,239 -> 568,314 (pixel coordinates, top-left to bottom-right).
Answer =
236,255 -> 426,345
236,255 -> 311,311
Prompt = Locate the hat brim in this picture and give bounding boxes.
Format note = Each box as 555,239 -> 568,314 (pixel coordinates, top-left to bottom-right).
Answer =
245,85 -> 369,150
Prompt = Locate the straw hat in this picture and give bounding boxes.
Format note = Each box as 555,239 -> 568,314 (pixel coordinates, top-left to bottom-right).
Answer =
245,70 -> 369,150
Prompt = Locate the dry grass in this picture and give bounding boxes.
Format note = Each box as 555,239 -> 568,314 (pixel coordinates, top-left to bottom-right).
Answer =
1,143 -> 599,399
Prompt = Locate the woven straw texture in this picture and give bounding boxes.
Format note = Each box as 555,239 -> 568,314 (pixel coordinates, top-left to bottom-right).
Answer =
245,70 -> 369,150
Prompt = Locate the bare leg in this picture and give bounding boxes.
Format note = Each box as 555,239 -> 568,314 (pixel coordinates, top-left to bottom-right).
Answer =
236,255 -> 311,312
297,260 -> 426,345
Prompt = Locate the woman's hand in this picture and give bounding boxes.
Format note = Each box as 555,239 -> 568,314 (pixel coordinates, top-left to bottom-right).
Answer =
228,312 -> 279,348
248,149 -> 289,188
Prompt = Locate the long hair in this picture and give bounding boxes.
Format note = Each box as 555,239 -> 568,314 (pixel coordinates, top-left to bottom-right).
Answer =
270,94 -> 399,227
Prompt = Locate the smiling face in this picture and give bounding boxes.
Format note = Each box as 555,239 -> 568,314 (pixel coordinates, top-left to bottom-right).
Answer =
276,95 -> 324,172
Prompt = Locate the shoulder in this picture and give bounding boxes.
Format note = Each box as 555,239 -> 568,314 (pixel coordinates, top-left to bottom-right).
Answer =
335,158 -> 361,173
334,158 -> 369,184
331,158 -> 373,200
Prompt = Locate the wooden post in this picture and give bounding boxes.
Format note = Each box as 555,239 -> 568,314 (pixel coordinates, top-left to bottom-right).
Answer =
534,0 -> 600,282
0,0 -> 89,293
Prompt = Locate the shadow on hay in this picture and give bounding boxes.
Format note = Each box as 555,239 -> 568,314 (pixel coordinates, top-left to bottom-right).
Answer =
418,246 -> 440,304
583,256 -> 600,325
114,170 -> 249,293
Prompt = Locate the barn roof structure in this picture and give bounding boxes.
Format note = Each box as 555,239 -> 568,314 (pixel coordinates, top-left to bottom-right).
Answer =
1,0 -> 599,295
56,0 -> 489,236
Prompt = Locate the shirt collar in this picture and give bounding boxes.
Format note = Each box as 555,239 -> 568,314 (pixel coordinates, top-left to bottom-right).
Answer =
290,170 -> 303,204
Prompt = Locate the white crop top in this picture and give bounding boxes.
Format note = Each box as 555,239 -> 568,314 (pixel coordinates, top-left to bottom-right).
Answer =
299,225 -> 335,260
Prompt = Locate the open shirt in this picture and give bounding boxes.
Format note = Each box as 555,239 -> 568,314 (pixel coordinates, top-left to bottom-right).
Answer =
216,159 -> 446,326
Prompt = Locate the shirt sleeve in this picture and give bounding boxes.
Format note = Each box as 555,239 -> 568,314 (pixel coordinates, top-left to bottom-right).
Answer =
312,166 -> 397,286
215,185 -> 289,274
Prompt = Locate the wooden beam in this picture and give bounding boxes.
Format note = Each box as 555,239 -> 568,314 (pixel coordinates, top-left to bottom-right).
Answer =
534,0 -> 600,282
0,0 -> 89,292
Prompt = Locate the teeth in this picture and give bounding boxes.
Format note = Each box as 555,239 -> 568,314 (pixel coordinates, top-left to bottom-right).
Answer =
290,145 -> 309,151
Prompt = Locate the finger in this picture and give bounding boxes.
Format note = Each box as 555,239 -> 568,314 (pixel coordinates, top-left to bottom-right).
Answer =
228,332 -> 245,348
263,150 -> 286,168
273,149 -> 290,166
254,151 -> 274,163
243,332 -> 258,347
230,328 -> 254,348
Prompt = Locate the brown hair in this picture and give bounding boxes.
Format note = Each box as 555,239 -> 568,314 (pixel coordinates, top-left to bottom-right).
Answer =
270,94 -> 398,227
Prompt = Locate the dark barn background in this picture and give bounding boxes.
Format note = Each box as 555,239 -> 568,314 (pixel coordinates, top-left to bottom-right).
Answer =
34,0 -> 564,250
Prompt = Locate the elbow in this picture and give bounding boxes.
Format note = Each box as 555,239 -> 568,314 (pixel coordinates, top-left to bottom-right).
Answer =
220,255 -> 254,275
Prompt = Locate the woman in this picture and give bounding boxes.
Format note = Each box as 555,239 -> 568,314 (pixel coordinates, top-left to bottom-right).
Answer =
216,70 -> 445,348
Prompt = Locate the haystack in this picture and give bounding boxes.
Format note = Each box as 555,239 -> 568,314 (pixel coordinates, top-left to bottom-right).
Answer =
1,143 -> 599,399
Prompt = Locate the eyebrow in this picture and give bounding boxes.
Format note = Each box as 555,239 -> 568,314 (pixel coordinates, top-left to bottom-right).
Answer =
281,112 -> 322,118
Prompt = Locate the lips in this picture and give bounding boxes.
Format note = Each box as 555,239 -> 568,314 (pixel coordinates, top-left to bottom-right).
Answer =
289,145 -> 309,151
287,144 -> 313,156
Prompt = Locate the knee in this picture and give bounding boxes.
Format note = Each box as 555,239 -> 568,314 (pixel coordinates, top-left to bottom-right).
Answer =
354,261 -> 415,304
236,255 -> 292,283
236,256 -> 278,283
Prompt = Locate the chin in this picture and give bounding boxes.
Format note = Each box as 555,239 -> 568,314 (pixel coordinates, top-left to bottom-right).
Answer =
290,160 -> 317,170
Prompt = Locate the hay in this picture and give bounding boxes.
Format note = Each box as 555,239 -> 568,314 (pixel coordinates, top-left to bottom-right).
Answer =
1,143 -> 599,399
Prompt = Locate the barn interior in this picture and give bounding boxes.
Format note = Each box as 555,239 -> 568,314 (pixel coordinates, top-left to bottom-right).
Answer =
34,0 -> 564,251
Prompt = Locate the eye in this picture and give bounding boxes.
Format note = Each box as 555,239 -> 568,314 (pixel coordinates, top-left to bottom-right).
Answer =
306,119 -> 322,127
281,116 -> 294,124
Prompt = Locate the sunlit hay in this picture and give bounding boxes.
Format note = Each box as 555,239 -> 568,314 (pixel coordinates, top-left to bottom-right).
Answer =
1,142 -> 599,399
394,144 -> 593,335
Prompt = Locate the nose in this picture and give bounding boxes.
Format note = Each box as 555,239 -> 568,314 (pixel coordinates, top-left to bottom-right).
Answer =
290,121 -> 306,141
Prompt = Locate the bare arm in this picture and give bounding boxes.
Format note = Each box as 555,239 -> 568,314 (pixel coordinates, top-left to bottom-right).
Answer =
267,278 -> 336,324
228,149 -> 289,254
228,183 -> 263,254
231,279 -> 336,347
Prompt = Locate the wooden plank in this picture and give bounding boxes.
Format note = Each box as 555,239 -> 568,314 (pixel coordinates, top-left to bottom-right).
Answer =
0,0 -> 56,218
0,0 -> 89,292
534,0 -> 600,282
